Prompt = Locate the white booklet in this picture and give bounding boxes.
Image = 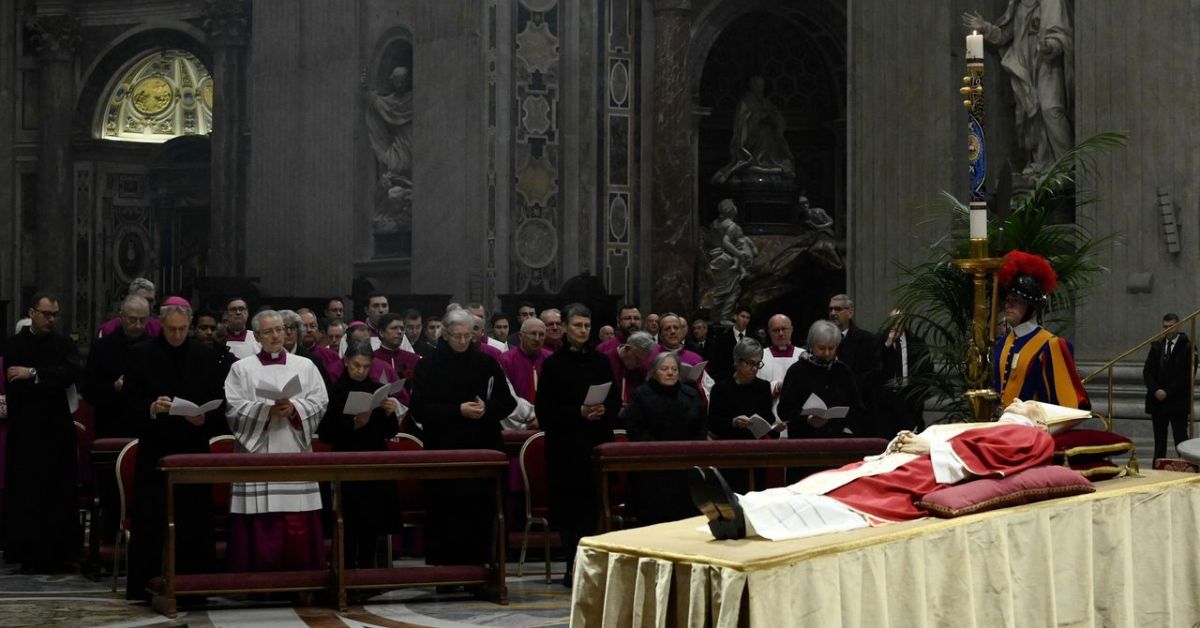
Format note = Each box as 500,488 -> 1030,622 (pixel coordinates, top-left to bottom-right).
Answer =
255,374 -> 303,401
681,361 -> 708,383
746,413 -> 783,439
801,393 -> 849,419
169,397 -> 222,416
343,379 -> 406,415
583,382 -> 612,406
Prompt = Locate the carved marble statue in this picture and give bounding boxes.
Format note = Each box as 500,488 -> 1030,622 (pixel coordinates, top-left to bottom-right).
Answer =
963,0 -> 1073,186
797,193 -> 834,233
711,76 -> 796,185
706,199 -> 760,324
364,66 -> 413,234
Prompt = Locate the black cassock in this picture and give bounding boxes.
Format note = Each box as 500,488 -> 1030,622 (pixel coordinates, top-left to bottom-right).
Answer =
777,357 -> 867,437
317,372 -> 401,567
2,329 -> 82,568
82,327 -> 149,438
122,337 -> 223,600
624,380 -> 706,525
409,343 -> 515,565
535,345 -> 618,559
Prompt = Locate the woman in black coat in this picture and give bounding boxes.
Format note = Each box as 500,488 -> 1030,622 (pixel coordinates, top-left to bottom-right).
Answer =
317,342 -> 402,568
535,303 -> 619,585
408,309 -> 516,566
625,351 -> 707,525
707,338 -> 776,493
777,320 -> 867,438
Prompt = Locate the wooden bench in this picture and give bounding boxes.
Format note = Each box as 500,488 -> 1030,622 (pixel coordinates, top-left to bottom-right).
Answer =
150,449 -> 508,616
592,438 -> 889,532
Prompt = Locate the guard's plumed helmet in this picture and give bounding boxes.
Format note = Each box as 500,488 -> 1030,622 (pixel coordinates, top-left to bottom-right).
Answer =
997,250 -> 1058,309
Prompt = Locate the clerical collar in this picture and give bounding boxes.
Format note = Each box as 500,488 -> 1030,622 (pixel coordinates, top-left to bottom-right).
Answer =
227,328 -> 248,341
1012,319 -> 1039,338
769,344 -> 794,358
257,350 -> 287,366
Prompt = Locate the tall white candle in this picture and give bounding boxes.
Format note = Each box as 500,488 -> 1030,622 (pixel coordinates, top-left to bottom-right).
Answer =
966,31 -> 984,60
969,207 -> 987,239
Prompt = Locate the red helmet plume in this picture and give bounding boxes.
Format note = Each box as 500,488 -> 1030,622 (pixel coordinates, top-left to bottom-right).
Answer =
997,250 -> 1057,308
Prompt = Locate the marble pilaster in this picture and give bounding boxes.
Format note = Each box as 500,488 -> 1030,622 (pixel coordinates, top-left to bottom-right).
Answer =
0,2 -> 15,320
29,10 -> 78,327
649,0 -> 694,315
203,0 -> 249,277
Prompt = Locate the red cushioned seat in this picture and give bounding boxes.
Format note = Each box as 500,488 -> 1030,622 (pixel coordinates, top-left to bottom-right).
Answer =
93,437 -> 136,452
916,465 -> 1094,518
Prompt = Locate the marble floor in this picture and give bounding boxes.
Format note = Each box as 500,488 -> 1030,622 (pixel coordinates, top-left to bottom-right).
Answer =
0,560 -> 573,628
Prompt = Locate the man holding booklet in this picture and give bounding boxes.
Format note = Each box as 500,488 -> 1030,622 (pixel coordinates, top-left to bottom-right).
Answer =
223,309 -> 330,572
122,297 -> 224,599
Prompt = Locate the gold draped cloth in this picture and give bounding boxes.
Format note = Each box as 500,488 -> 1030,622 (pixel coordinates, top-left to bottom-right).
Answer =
571,471 -> 1200,627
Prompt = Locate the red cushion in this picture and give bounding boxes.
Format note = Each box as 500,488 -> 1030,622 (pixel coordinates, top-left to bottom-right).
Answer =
93,437 -> 135,452
916,465 -> 1094,518
1067,458 -> 1125,480
503,429 -> 538,445
1052,429 -> 1134,458
160,449 -> 508,468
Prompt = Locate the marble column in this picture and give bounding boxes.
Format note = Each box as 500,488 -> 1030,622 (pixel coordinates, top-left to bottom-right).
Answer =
203,0 -> 249,277
29,11 -> 78,327
649,0 -> 695,315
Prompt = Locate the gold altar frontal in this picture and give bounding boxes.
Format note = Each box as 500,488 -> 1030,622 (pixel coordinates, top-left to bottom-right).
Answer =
571,471 -> 1200,627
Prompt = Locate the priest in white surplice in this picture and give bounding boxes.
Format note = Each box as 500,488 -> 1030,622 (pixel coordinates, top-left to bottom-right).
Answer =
224,310 -> 329,571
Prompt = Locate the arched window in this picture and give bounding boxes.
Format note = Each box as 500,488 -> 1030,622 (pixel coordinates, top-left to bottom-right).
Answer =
95,49 -> 213,143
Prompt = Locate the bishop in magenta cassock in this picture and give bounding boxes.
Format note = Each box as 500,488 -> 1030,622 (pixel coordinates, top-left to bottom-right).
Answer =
497,318 -> 552,430
224,310 -> 329,571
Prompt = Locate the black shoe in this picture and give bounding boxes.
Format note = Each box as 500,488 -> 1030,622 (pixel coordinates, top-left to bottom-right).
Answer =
688,466 -> 722,524
705,467 -> 746,540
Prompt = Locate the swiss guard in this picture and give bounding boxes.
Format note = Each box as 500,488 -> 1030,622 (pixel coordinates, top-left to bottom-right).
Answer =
992,250 -> 1090,409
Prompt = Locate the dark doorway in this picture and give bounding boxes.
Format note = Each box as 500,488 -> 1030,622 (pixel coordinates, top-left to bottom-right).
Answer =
148,136 -> 212,298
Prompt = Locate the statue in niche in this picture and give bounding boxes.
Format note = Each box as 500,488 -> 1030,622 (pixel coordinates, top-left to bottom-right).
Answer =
705,199 -> 760,324
963,1 -> 1073,187
363,65 -> 413,235
711,76 -> 796,185
738,193 -> 843,311
796,193 -> 834,234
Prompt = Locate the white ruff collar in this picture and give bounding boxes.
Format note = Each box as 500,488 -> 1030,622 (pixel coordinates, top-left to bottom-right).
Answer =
1012,319 -> 1039,338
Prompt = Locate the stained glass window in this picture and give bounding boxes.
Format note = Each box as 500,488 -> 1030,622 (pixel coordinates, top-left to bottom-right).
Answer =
96,49 -> 213,143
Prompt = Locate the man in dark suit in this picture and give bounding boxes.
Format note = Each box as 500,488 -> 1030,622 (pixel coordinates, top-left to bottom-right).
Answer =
1143,312 -> 1195,461
872,309 -> 931,437
828,294 -> 880,413
706,305 -> 752,382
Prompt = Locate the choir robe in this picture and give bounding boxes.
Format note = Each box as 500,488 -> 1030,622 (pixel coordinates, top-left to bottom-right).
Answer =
600,344 -> 648,413
736,424 -> 1055,540
409,342 -> 516,565
373,345 -> 421,383
594,331 -> 629,356
122,336 -> 223,599
777,357 -> 867,437
992,321 -> 1089,409
82,326 -> 150,437
1,329 -> 82,567
223,350 -> 329,571
757,344 -> 804,393
317,372 -> 401,568
496,345 -> 552,429
224,328 -> 261,360
98,316 -> 161,338
535,343 -> 619,560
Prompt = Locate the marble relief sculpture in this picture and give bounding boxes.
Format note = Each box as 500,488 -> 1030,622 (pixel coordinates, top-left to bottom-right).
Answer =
710,76 -> 796,185
363,66 -> 413,234
706,199 -> 760,324
963,0 -> 1073,186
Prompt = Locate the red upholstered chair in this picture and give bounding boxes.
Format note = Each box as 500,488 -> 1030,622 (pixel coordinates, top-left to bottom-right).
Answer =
385,433 -> 425,559
112,439 -> 138,592
518,431 -> 555,582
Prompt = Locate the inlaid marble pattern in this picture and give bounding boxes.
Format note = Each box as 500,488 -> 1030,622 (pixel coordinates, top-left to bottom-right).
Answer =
0,561 -> 571,628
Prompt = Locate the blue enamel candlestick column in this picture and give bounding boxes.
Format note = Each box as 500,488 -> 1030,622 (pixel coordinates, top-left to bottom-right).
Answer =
955,32 -> 1003,421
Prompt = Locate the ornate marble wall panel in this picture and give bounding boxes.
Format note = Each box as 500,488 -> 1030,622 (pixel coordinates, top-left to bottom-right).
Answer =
0,3 -> 15,319
846,0 -> 964,331
1072,0 -> 1200,360
601,0 -> 640,303
509,0 -> 562,294
245,1 -> 361,297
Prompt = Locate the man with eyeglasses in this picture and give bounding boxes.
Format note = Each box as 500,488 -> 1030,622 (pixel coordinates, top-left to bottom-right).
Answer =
596,303 -> 642,354
223,309 -> 329,572
498,317 -> 552,429
223,297 -> 260,359
2,292 -> 82,573
84,295 -> 152,438
828,294 -> 881,410
97,277 -> 161,339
